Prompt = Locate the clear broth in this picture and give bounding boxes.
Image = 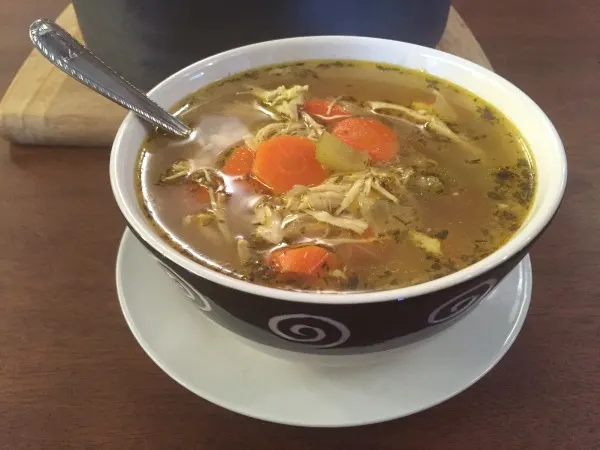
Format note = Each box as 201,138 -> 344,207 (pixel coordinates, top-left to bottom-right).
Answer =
137,60 -> 535,292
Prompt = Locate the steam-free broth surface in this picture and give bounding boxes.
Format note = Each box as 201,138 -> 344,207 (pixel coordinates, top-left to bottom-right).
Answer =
137,60 -> 535,292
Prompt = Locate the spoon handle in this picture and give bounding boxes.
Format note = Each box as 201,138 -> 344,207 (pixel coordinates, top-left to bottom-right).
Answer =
29,19 -> 192,138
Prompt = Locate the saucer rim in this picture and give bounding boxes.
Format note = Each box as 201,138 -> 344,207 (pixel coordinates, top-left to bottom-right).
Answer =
116,229 -> 532,427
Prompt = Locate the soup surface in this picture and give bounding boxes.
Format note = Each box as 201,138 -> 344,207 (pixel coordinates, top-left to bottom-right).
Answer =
137,60 -> 535,292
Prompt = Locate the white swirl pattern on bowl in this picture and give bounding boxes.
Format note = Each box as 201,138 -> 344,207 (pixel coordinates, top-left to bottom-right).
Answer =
428,278 -> 498,324
268,314 -> 351,348
156,260 -> 213,312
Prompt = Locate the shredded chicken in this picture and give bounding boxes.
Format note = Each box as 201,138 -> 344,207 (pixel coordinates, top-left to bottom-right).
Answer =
300,111 -> 325,139
326,96 -> 343,115
253,122 -> 307,144
372,179 -> 398,204
281,213 -> 302,228
309,183 -> 350,193
159,160 -> 224,191
183,212 -> 214,227
306,211 -> 369,234
363,177 -> 373,196
285,184 -> 347,211
280,168 -> 410,224
244,85 -> 324,148
160,160 -> 192,182
366,100 -> 483,157
297,191 -> 345,211
253,205 -> 285,244
214,192 -> 233,243
160,160 -> 216,183
249,85 -> 308,121
251,100 -> 283,121
255,224 -> 284,245
336,177 -> 365,215
308,236 -> 382,246
286,185 -> 309,197
251,119 -> 322,148
236,238 -> 251,264
409,230 -> 442,256
329,269 -> 347,279
182,189 -> 233,243
367,101 -> 430,124
426,117 -> 477,149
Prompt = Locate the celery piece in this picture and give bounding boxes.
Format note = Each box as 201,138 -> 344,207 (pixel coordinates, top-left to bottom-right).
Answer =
315,131 -> 368,172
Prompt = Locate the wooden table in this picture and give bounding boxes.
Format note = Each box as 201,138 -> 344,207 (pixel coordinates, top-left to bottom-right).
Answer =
1,1 -> 598,448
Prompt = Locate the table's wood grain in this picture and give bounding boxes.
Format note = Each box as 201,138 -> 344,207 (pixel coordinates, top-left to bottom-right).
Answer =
1,0 -> 598,448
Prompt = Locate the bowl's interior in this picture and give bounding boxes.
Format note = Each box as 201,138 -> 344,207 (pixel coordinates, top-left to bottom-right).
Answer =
110,36 -> 566,304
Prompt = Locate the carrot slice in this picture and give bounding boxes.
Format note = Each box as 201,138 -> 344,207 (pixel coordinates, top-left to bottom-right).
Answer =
222,145 -> 254,177
252,136 -> 329,194
270,246 -> 332,276
303,98 -> 351,120
330,117 -> 399,162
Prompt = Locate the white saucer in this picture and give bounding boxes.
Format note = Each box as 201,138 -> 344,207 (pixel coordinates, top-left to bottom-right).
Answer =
116,229 -> 532,427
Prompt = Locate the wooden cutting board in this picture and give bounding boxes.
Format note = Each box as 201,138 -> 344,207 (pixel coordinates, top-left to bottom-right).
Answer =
0,5 -> 492,147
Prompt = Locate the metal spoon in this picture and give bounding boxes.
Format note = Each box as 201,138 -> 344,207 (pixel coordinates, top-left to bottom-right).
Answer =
29,19 -> 192,138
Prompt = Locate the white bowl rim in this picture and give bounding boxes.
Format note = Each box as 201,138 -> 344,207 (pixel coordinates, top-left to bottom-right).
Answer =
110,35 -> 567,305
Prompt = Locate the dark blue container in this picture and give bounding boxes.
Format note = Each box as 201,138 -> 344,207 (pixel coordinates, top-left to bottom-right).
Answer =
73,0 -> 451,90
